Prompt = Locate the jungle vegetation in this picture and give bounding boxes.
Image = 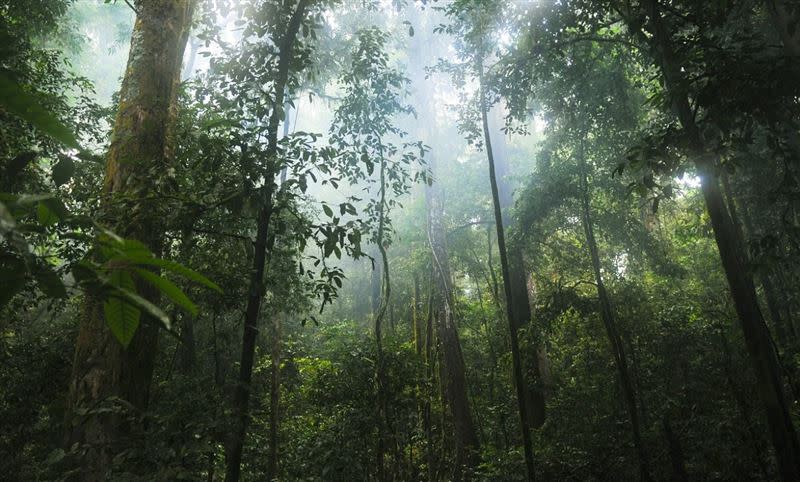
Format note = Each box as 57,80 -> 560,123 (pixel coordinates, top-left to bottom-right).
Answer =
2,0 -> 800,480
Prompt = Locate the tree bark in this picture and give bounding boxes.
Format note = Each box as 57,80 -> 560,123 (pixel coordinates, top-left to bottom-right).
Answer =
636,1 -> 800,479
577,137 -> 652,481
224,2 -> 309,480
64,1 -> 195,479
478,52 -> 535,482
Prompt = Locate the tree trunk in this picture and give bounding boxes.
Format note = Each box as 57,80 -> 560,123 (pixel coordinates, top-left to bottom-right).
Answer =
478,50 -> 536,481
266,312 -> 282,481
577,137 -> 652,481
488,105 -> 547,428
374,150 -> 394,482
423,279 -> 436,482
224,2 -> 309,480
638,1 -> 800,479
64,1 -> 195,479
426,154 -> 480,480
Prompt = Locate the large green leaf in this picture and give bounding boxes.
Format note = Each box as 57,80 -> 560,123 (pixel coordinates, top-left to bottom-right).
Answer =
103,295 -> 141,348
0,72 -> 81,149
122,253 -> 222,293
114,286 -> 173,333
133,268 -> 198,317
103,270 -> 140,347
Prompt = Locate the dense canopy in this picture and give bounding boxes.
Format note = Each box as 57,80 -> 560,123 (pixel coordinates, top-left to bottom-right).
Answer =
2,0 -> 800,480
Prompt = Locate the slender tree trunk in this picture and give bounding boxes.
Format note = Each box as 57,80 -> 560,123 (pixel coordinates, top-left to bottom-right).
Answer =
489,106 -> 547,428
224,2 -> 309,480
64,2 -> 195,479
577,137 -> 652,481
423,279 -> 436,482
637,1 -> 800,478
266,313 -> 282,481
426,154 -> 480,480
374,151 -> 394,482
478,51 -> 535,481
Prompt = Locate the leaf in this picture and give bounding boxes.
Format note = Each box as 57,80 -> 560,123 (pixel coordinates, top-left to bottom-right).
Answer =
104,295 -> 141,348
114,286 -> 173,332
0,254 -> 26,308
122,253 -> 222,293
37,201 -> 59,226
36,198 -> 68,226
0,72 -> 80,149
133,268 -> 198,317
323,204 -> 333,217
33,263 -> 66,298
52,157 -> 75,186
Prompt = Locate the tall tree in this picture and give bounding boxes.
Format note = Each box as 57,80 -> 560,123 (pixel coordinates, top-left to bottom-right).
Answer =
426,154 -> 481,480
576,132 -> 652,481
225,1 -> 310,480
621,0 -> 800,478
64,1 -> 195,479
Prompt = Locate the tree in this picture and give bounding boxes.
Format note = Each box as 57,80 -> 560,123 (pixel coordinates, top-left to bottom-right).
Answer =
64,2 -> 196,479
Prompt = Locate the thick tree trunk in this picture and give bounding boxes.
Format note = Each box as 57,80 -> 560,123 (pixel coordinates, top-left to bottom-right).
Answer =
478,53 -> 535,481
224,2 -> 309,480
638,1 -> 800,479
426,154 -> 480,481
577,140 -> 652,482
64,2 -> 195,479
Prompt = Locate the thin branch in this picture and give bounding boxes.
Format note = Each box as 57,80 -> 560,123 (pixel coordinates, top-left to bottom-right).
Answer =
123,0 -> 140,15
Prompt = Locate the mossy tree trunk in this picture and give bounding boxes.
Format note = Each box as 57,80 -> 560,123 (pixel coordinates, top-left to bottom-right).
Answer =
64,2 -> 195,480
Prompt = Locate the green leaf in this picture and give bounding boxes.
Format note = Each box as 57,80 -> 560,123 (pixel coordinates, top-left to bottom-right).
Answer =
36,198 -> 68,226
52,157 -> 75,186
37,201 -> 58,226
0,72 -> 81,149
114,286 -> 173,332
104,295 -> 141,348
33,264 -> 66,298
0,254 -> 26,308
323,204 -> 333,217
122,253 -> 222,293
133,268 -> 198,317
